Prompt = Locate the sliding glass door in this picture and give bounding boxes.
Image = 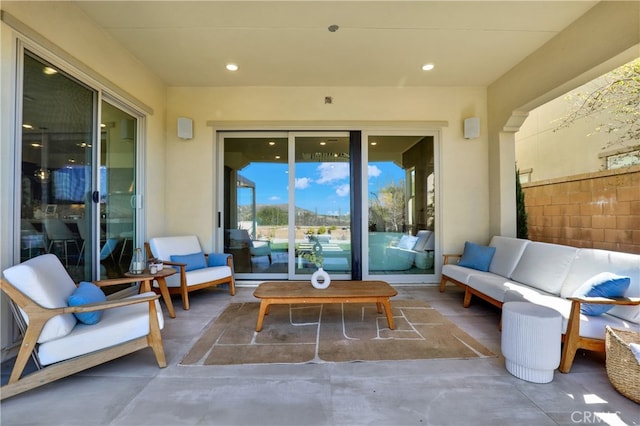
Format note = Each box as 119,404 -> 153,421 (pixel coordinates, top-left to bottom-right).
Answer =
221,132 -> 351,280
19,50 -> 140,282
364,134 -> 436,280
220,130 -> 436,283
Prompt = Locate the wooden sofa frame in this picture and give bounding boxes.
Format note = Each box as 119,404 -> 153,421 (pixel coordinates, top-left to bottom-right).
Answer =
145,242 -> 235,311
439,253 -> 640,373
0,276 -> 166,400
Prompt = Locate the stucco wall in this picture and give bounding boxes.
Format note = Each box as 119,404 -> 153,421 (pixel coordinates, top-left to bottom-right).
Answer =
164,86 -> 490,254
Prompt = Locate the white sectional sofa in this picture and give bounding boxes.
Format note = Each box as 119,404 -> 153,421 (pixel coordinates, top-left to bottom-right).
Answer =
439,236 -> 640,372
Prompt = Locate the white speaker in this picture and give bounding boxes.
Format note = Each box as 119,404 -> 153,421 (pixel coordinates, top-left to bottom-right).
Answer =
120,119 -> 135,140
177,117 -> 193,140
464,117 -> 480,139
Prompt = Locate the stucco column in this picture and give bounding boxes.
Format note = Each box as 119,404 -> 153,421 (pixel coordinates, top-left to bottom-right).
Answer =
489,131 -> 516,237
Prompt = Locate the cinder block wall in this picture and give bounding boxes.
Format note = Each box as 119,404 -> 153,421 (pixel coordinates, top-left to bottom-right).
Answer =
522,165 -> 640,254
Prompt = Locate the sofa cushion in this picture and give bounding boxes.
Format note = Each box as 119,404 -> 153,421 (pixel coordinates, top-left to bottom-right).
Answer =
458,241 -> 496,272
37,292 -> 164,366
467,274 -> 518,303
160,265 -> 234,288
572,273 -> 631,316
412,230 -> 434,252
510,242 -> 577,295
488,236 -> 530,278
504,288 -> 639,339
2,254 -> 77,343
170,251 -> 207,272
560,248 -> 640,324
67,282 -> 107,324
149,235 -> 202,261
397,235 -> 419,250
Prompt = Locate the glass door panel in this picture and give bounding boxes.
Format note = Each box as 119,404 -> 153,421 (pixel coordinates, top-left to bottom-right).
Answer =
366,135 -> 435,278
20,52 -> 95,282
292,134 -> 351,280
98,101 -> 137,279
223,135 -> 289,278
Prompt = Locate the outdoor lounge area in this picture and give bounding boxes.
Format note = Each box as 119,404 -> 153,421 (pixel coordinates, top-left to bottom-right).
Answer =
1,285 -> 638,425
1,2 -> 640,424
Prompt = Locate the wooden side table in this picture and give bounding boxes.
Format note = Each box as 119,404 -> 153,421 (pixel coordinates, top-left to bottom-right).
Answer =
125,268 -> 177,318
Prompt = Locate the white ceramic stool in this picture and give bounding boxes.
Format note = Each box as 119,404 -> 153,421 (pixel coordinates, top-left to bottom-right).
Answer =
501,301 -> 562,383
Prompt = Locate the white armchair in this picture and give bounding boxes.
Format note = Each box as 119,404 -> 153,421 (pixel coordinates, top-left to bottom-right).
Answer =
1,254 -> 166,400
146,235 -> 235,310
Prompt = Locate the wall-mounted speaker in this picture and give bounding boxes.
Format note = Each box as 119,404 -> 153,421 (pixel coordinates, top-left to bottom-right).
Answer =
177,117 -> 193,140
120,119 -> 135,140
464,117 -> 480,139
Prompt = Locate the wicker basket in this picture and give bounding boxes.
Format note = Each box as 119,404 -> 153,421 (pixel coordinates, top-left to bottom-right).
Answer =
605,326 -> 640,403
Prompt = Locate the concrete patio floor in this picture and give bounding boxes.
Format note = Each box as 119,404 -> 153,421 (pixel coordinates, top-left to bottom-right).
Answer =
1,284 -> 638,425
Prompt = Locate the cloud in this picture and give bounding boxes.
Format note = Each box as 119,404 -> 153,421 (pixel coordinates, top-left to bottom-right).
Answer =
295,177 -> 312,189
268,195 -> 281,201
316,163 -> 349,184
368,165 -> 382,178
336,184 -> 350,197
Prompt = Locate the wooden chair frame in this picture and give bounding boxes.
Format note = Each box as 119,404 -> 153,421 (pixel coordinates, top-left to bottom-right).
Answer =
145,242 -> 235,311
0,276 -> 166,400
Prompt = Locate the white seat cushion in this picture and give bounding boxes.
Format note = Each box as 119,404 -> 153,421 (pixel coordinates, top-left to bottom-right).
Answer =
2,254 -> 77,343
37,292 -> 164,365
161,265 -> 233,288
441,264 -> 490,285
504,287 -> 639,339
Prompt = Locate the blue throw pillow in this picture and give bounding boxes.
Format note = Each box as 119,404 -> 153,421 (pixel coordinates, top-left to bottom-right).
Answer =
67,281 -> 107,325
573,272 -> 631,316
457,241 -> 496,272
207,253 -> 231,267
170,251 -> 207,272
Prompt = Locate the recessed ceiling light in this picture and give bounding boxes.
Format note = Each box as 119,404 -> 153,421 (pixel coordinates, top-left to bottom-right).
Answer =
22,124 -> 34,129
421,63 -> 435,71
268,141 -> 276,146
275,155 -> 281,159
226,63 -> 239,71
370,141 -> 377,146
43,66 -> 58,75
320,141 -> 326,146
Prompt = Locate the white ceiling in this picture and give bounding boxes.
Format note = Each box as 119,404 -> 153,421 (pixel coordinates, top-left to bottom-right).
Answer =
74,1 -> 598,87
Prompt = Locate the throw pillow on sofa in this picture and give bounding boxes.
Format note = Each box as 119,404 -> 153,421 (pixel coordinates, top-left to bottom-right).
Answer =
67,281 -> 107,325
457,241 -> 496,272
397,235 -> 419,250
170,252 -> 208,271
572,272 -> 631,316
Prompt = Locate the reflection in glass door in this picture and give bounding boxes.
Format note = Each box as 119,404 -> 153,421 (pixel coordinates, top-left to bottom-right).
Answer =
221,132 -> 352,280
366,135 -> 436,279
20,52 -> 95,283
19,51 -> 139,282
223,135 -> 289,278
95,102 -> 137,279
292,134 -> 351,280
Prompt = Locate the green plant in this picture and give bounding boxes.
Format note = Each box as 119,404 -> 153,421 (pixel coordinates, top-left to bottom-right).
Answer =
516,166 -> 528,239
302,251 -> 323,267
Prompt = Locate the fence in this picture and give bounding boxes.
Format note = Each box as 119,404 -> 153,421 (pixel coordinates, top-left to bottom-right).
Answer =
522,165 -> 640,254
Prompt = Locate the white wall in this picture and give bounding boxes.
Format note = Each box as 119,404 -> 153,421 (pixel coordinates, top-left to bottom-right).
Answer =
516,64 -> 636,182
164,86 -> 490,254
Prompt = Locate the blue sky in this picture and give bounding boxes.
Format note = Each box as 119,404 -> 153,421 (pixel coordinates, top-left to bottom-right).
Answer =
239,161 -> 405,215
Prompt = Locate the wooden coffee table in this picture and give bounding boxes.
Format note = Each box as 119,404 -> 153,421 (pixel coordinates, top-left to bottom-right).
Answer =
253,280 -> 397,332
